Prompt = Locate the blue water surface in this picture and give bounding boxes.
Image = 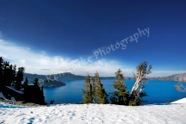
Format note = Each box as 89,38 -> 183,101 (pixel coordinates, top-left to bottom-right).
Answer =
43,80 -> 186,104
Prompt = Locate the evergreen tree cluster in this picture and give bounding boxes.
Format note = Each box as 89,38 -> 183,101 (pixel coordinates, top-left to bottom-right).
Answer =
0,57 -> 16,86
24,78 -> 45,105
82,73 -> 108,104
1,56 -> 151,106
0,57 -> 24,90
83,61 -> 152,106
0,57 -> 45,105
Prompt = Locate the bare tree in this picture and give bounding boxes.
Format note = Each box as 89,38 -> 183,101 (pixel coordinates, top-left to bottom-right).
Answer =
130,61 -> 152,104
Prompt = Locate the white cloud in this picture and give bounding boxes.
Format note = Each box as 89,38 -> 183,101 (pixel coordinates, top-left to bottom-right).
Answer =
0,39 -> 184,77
0,39 -> 132,76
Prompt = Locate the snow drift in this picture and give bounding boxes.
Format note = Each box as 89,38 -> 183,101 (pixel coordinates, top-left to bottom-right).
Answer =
0,101 -> 186,124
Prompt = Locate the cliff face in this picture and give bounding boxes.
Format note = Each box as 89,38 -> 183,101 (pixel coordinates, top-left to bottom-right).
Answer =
153,73 -> 186,82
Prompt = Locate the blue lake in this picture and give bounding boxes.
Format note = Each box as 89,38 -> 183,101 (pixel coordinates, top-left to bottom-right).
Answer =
43,80 -> 186,104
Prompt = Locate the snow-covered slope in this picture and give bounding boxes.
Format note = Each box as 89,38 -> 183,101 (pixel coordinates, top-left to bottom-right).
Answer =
171,98 -> 186,104
0,103 -> 186,124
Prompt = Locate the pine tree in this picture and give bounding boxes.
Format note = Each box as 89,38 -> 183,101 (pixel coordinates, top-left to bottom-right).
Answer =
6,64 -> 15,86
23,77 -> 28,89
15,67 -> 24,90
82,75 -> 95,103
12,65 -> 16,86
110,69 -> 129,105
94,72 -> 108,104
3,61 -> 10,85
0,57 -> 3,85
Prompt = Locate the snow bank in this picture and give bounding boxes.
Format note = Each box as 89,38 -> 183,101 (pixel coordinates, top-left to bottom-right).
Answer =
171,98 -> 186,104
0,103 -> 186,124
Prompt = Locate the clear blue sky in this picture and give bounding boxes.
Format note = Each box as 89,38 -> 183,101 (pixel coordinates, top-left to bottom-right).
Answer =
0,0 -> 186,76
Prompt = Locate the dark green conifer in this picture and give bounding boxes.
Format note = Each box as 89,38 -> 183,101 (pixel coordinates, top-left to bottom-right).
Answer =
82,75 -> 95,103
94,72 -> 108,104
0,57 -> 3,85
110,69 -> 129,105
23,77 -> 28,89
15,67 -> 24,90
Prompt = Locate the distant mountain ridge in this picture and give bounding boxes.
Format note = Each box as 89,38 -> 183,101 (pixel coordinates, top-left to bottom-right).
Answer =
24,72 -> 135,82
24,72 -> 186,87
24,72 -> 115,87
150,73 -> 186,82
24,72 -> 84,83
